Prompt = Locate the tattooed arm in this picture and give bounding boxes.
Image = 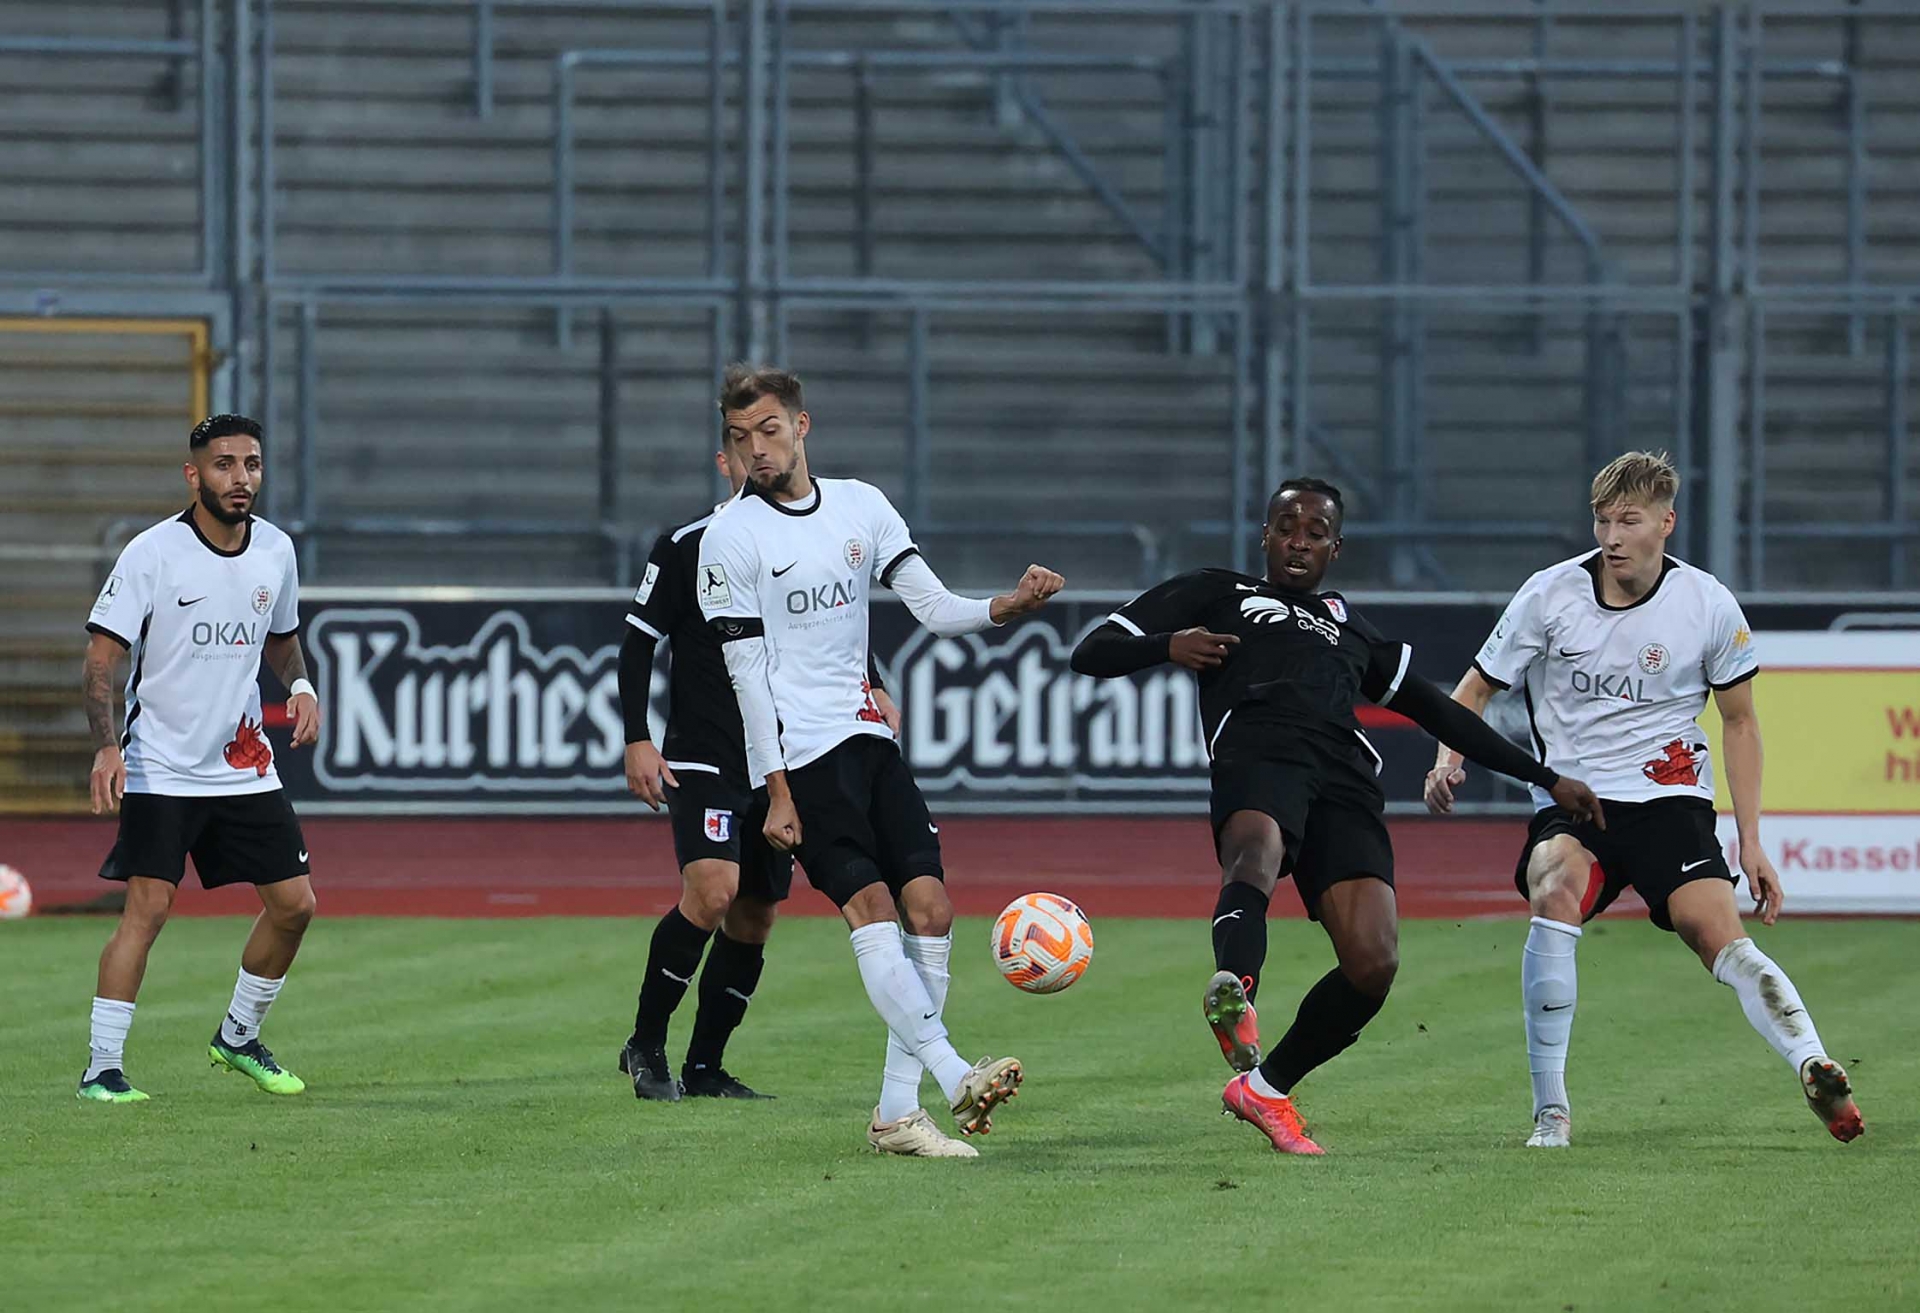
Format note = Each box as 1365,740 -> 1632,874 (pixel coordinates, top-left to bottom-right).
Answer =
263,632 -> 321,748
84,632 -> 127,814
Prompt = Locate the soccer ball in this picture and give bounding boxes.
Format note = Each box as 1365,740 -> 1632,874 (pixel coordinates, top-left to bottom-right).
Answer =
0,866 -> 32,920
991,892 -> 1093,994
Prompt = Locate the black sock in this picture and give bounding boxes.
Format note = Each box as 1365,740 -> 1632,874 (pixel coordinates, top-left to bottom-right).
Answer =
1258,967 -> 1388,1095
685,931 -> 766,1073
632,908 -> 711,1050
1211,881 -> 1271,1001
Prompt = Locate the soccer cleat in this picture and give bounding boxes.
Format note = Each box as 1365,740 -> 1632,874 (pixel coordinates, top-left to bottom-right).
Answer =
617,1039 -> 682,1102
950,1055 -> 1022,1137
1525,1105 -> 1572,1148
868,1106 -> 980,1158
1221,1073 -> 1324,1155
681,1065 -> 774,1100
209,1033 -> 305,1095
1203,970 -> 1262,1072
76,1068 -> 149,1104
1800,1056 -> 1864,1143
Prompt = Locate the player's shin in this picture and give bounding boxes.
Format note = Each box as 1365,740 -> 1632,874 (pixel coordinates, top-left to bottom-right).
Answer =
1711,938 -> 1828,1072
849,922 -> 971,1100
877,932 -> 952,1120
1257,966 -> 1388,1095
1210,881 -> 1271,999
1523,917 -> 1582,1116
633,908 -> 712,1048
86,997 -> 135,1082
219,968 -> 284,1048
684,930 -> 765,1074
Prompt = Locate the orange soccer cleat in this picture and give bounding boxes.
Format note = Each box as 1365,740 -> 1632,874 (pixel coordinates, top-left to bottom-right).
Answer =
1203,970 -> 1263,1072
1222,1073 -> 1324,1155
1801,1057 -> 1864,1143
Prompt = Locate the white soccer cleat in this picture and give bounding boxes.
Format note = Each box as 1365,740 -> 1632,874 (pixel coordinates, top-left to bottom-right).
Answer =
1525,1105 -> 1571,1148
868,1106 -> 980,1158
1800,1056 -> 1864,1143
950,1055 -> 1022,1136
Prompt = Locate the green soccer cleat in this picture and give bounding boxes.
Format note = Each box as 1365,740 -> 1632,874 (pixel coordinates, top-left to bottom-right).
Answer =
76,1068 -> 150,1104
209,1033 -> 306,1095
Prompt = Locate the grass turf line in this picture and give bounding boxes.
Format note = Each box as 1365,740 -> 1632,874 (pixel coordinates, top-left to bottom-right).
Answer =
1,915 -> 1912,1312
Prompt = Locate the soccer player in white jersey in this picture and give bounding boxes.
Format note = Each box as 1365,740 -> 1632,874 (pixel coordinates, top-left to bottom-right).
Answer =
75,414 -> 322,1104
696,364 -> 1063,1156
1425,451 -> 1863,1147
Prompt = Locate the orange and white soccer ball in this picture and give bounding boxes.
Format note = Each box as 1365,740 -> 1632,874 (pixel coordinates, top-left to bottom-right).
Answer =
0,866 -> 32,920
991,892 -> 1093,994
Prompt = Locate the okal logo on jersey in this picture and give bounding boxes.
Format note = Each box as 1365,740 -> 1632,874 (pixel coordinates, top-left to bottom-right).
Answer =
786,577 -> 860,616
1567,668 -> 1655,703
307,609 -> 629,793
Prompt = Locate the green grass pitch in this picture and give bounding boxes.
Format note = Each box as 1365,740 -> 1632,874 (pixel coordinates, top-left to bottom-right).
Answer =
2,915 -> 1912,1311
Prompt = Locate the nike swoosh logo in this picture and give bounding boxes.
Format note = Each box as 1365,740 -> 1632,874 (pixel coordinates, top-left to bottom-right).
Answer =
771,562 -> 797,577
928,823 -> 939,835
661,968 -> 693,985
1542,1003 -> 1572,1012
921,1011 -> 938,1020
1212,910 -> 1244,926
1681,858 -> 1714,872
1558,648 -> 1591,659
297,850 -> 309,863
177,596 -> 206,607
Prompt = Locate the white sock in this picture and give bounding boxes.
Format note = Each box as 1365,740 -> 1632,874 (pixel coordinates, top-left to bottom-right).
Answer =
878,932 -> 952,1122
1711,938 -> 1828,1073
87,997 -> 135,1082
1523,917 -> 1581,1116
220,968 -> 285,1047
1247,1067 -> 1285,1100
849,922 -> 971,1102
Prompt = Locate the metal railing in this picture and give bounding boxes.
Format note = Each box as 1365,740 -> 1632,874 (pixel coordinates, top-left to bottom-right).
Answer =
3,1 -> 1915,592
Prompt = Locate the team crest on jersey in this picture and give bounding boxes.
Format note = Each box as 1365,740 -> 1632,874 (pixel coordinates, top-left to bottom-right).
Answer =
252,585 -> 272,615
703,809 -> 732,842
634,562 -> 660,606
1638,642 -> 1670,675
844,539 -> 865,571
1323,597 -> 1348,623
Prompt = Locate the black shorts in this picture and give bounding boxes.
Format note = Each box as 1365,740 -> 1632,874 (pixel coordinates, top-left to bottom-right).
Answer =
1209,732 -> 1394,920
1515,796 -> 1733,932
785,734 -> 943,909
665,771 -> 794,903
99,790 -> 311,890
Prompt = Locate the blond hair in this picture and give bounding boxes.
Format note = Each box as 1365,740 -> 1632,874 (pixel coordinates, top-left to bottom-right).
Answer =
1590,450 -> 1679,513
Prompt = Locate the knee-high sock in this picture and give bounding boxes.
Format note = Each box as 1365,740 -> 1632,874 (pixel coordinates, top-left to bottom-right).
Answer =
850,922 -> 971,1102
86,998 -> 135,1082
1211,881 -> 1271,1001
878,931 -> 952,1122
1256,967 -> 1388,1095
219,968 -> 285,1048
685,931 -> 766,1073
1712,937 -> 1829,1073
1523,917 -> 1581,1115
632,908 -> 711,1049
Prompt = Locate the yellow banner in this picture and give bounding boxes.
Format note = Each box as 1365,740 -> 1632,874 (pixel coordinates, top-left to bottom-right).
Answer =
1700,659 -> 1920,814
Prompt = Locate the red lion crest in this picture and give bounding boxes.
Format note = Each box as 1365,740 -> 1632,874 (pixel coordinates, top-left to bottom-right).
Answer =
224,715 -> 274,777
1641,738 -> 1702,787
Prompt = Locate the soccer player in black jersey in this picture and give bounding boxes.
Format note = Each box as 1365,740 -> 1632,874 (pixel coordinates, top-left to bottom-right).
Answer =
1072,478 -> 1604,1153
615,445 -> 898,1101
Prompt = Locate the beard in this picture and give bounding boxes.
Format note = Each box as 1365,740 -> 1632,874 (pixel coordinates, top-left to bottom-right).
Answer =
199,482 -> 252,525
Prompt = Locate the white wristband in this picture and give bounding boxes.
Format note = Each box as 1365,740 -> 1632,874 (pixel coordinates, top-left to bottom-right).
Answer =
289,678 -> 317,700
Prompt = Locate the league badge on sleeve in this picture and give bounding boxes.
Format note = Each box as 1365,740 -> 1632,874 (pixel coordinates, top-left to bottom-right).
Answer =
635,562 -> 660,606
703,809 -> 733,842
697,563 -> 731,609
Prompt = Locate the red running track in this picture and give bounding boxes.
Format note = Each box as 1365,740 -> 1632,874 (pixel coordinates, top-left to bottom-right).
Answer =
2,814 -> 1635,921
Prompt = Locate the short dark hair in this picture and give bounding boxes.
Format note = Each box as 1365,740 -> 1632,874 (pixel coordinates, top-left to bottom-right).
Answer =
189,413 -> 263,451
1269,476 -> 1344,528
717,363 -> 804,418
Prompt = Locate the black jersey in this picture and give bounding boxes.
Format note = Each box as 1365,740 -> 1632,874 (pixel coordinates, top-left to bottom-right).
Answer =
1108,568 -> 1412,766
627,513 -> 748,781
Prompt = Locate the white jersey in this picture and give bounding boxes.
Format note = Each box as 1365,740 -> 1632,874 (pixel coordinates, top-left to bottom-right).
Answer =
694,478 -> 916,772
1473,551 -> 1758,810
87,511 -> 302,796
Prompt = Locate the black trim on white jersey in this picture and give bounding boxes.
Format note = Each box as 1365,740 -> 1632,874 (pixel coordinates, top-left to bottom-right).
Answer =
86,621 -> 133,651
1470,658 -> 1511,692
1709,666 -> 1760,693
177,507 -> 254,558
879,546 -> 921,589
121,613 -> 153,749
268,627 -> 301,640
709,616 -> 766,642
755,480 -> 824,517
1582,551 -> 1676,612
1520,681 -> 1548,762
